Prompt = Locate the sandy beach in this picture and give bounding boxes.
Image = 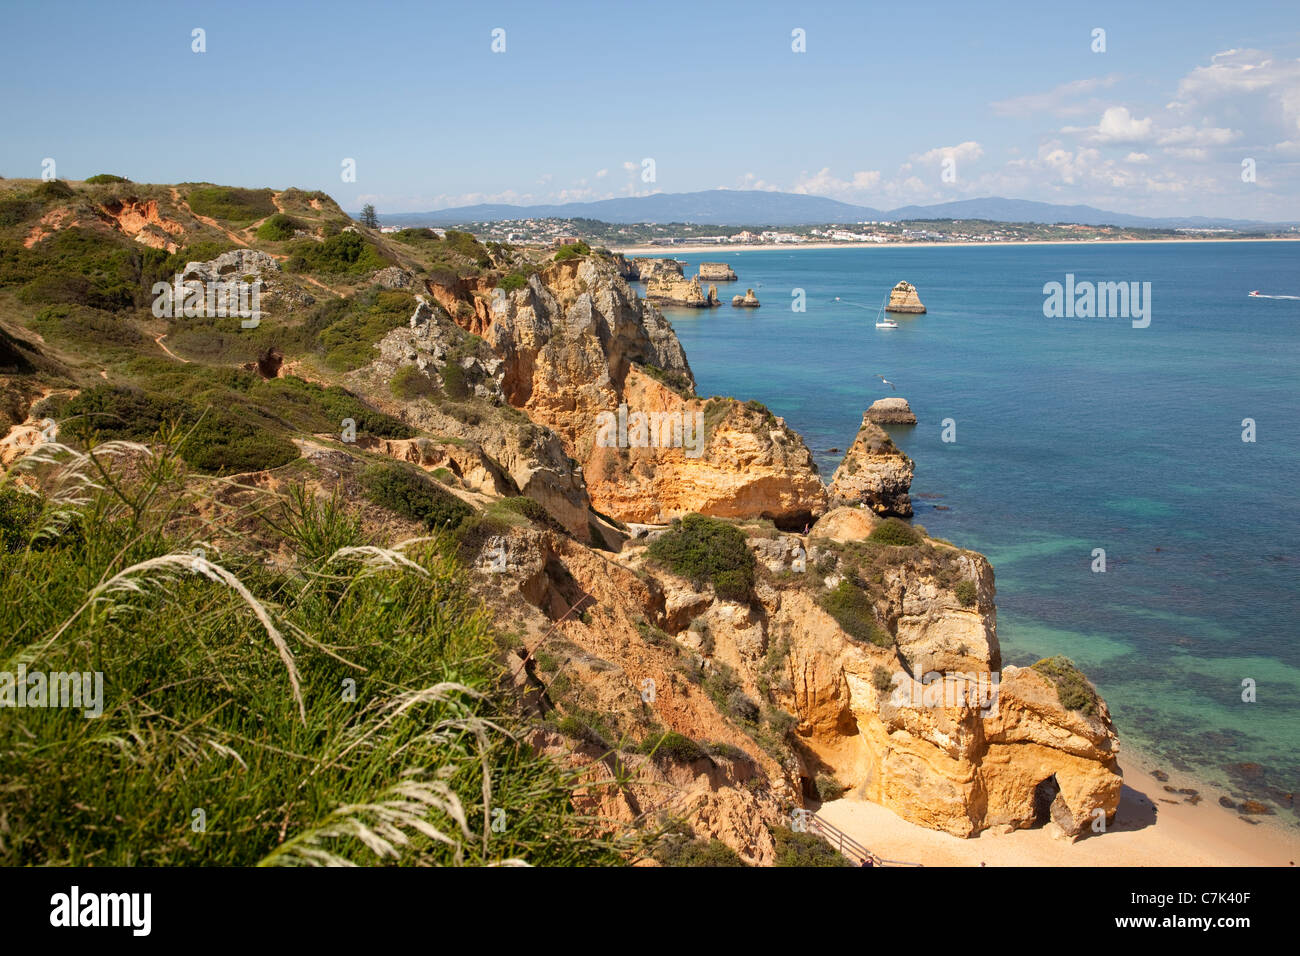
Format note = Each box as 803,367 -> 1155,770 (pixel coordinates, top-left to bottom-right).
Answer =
612,237 -> 1298,256
816,757 -> 1300,867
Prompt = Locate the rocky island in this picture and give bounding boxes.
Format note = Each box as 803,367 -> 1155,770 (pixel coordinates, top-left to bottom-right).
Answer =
697,262 -> 737,282
866,396 -> 917,424
885,280 -> 926,313
731,288 -> 760,308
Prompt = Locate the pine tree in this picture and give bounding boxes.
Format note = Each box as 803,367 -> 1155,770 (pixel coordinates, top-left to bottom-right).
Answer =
360,203 -> 378,229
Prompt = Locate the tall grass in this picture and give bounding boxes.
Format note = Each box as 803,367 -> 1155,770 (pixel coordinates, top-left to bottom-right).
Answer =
0,438 -> 623,866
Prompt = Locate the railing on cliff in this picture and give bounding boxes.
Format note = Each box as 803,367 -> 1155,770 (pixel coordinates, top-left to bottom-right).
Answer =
808,812 -> 924,867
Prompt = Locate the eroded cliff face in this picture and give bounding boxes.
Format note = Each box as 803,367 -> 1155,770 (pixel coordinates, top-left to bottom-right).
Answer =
828,414 -> 914,516
462,504 -> 1120,858
470,257 -> 827,528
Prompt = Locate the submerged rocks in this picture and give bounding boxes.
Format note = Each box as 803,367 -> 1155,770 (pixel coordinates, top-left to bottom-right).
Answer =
731,289 -> 761,308
865,396 -> 916,424
885,280 -> 926,314
827,414 -> 914,516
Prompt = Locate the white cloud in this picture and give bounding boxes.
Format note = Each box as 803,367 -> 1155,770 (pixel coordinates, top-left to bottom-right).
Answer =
913,141 -> 984,165
1126,152 -> 1150,162
990,75 -> 1122,117
790,166 -> 883,197
1067,106 -> 1154,144
1156,125 -> 1239,146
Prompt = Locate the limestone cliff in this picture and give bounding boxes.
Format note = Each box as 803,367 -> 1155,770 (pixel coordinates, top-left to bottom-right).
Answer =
731,289 -> 760,308
828,414 -> 914,516
450,255 -> 827,529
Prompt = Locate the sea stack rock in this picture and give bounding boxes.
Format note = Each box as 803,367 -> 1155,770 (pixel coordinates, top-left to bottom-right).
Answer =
707,283 -> 721,307
698,262 -> 737,282
885,280 -> 926,314
865,396 -> 916,424
731,288 -> 761,308
828,414 -> 914,516
645,274 -> 710,307
633,257 -> 684,281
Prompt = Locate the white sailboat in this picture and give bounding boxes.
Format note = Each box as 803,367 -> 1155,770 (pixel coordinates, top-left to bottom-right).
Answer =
875,295 -> 898,328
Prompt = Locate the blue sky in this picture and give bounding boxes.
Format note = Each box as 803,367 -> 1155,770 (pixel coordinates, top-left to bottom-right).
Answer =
2,0 -> 1298,218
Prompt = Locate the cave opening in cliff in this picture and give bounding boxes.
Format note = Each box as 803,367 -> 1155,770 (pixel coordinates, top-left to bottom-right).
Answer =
1031,774 -> 1061,827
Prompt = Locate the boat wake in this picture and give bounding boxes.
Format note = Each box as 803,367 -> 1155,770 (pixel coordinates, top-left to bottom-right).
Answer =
1248,291 -> 1300,300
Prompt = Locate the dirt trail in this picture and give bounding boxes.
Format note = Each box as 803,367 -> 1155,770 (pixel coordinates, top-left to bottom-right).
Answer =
155,334 -> 190,363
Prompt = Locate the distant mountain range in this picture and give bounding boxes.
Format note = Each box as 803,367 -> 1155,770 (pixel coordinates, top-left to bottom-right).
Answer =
375,190 -> 1289,231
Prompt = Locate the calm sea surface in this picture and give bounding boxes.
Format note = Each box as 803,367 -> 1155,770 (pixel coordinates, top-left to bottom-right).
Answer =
644,241 -> 1300,817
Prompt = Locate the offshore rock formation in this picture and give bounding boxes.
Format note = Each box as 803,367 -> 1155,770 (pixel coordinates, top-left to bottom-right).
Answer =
865,396 -> 916,424
697,262 -> 737,282
630,257 -> 683,281
828,414 -> 914,516
731,289 -> 760,308
885,280 -> 926,314
645,273 -> 711,308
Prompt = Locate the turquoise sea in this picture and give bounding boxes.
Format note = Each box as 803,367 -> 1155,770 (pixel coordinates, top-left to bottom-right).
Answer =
644,241 -> 1300,820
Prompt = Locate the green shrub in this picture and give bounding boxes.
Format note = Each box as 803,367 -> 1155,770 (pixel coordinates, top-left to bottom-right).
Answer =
363,462 -> 473,532
186,186 -> 276,222
656,838 -> 747,867
440,360 -> 469,399
318,290 -> 414,370
955,579 -> 978,607
256,213 -> 302,241
495,496 -> 566,533
869,517 -> 921,546
553,241 -> 590,261
0,198 -> 39,227
641,730 -> 708,765
180,409 -> 300,475
772,827 -> 852,867
84,174 -> 131,185
815,773 -> 846,802
646,514 -> 755,601
287,231 -> 390,276
498,270 -> 533,292
390,364 -> 438,401
820,579 -> 892,647
871,665 -> 895,693
33,180 -> 75,200
0,486 -> 42,553
1032,656 -> 1099,716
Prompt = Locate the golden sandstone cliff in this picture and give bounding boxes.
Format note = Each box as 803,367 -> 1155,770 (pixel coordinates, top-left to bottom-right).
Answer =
342,250 -> 1123,858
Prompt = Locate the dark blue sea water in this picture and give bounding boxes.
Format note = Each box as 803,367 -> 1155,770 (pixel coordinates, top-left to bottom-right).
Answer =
645,242 -> 1300,815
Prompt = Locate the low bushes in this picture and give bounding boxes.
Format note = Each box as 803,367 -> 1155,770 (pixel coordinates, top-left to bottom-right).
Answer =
820,579 -> 893,647
362,462 -> 473,532
869,517 -> 921,546
1032,656 -> 1100,716
646,514 -> 755,601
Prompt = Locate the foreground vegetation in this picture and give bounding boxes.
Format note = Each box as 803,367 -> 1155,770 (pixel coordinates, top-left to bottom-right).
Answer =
0,439 -> 622,865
